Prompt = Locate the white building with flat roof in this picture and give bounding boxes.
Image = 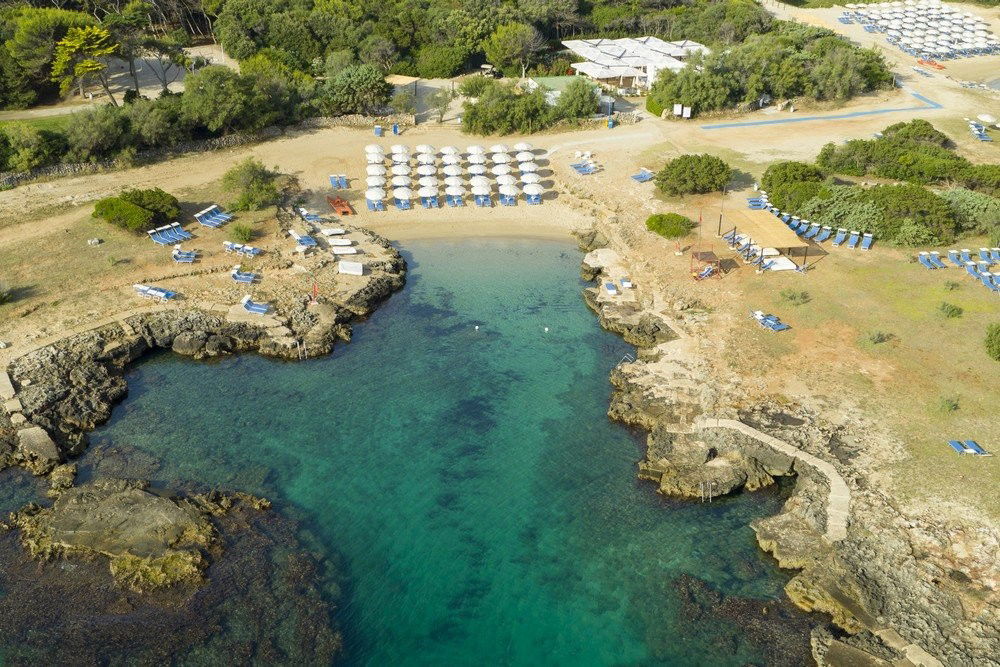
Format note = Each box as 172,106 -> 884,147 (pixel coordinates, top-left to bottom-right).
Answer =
561,37 -> 710,90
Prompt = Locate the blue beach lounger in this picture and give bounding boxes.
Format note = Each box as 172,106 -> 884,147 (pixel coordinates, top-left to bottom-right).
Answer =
965,262 -> 980,278
831,229 -> 848,246
803,223 -> 821,239
695,265 -> 714,280
964,440 -> 989,455
929,252 -> 947,269
992,248 -> 1000,262
241,295 -> 269,315
147,229 -> 170,245
722,230 -> 738,243
948,250 -> 963,267
960,249 -> 972,264
846,231 -> 860,249
860,233 -> 873,250
631,170 -> 654,183
339,175 -> 349,189
781,213 -> 791,223
231,266 -> 258,284
605,282 -> 618,296
947,440 -> 968,454
366,199 -> 376,211
980,248 -> 993,263
170,223 -> 192,240
815,226 -> 832,243
329,174 -> 339,188
918,252 -> 936,269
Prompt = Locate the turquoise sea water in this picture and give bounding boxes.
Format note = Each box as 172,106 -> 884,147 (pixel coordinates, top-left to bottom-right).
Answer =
87,239 -> 806,665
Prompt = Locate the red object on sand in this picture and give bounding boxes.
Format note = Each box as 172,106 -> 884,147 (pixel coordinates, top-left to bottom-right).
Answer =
326,195 -> 354,215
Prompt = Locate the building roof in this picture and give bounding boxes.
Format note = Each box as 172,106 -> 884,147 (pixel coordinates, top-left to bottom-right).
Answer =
726,209 -> 809,250
561,36 -> 708,78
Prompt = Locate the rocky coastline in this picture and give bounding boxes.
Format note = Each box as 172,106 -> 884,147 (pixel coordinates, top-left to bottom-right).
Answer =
0,229 -> 406,661
573,226 -> 999,666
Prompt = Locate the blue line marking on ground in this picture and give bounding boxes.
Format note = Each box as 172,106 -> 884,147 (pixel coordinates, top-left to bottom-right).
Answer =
699,91 -> 942,130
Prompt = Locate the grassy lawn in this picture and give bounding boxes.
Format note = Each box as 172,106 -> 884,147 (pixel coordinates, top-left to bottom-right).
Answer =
0,115 -> 73,134
729,242 -> 1000,518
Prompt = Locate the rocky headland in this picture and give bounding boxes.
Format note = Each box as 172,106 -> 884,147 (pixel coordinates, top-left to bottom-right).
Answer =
574,225 -> 999,667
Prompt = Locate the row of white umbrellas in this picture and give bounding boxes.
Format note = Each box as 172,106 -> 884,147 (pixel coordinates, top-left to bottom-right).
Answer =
365,142 -> 534,155
364,163 -> 539,177
363,183 -> 544,201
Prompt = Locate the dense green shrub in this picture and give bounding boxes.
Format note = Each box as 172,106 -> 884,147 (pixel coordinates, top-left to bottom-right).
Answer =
962,164 -> 1000,197
761,161 -> 823,193
986,323 -> 1000,362
938,302 -> 963,319
415,45 -> 467,79
941,188 -> 1000,235
119,188 -> 180,226
229,222 -> 254,243
462,81 -> 551,135
324,64 -> 392,115
655,154 -> 732,196
646,213 -> 694,238
780,289 -> 811,306
552,79 -> 598,121
92,196 -> 154,231
3,123 -> 66,172
222,158 -> 280,211
65,105 -> 131,162
645,97 -> 664,118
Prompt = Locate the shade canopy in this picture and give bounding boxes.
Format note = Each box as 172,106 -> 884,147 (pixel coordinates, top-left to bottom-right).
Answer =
416,144 -> 434,154
513,142 -> 532,151
391,164 -> 411,176
440,145 -> 459,155
366,165 -> 386,176
492,153 -> 512,163
491,164 -> 512,175
521,173 -> 541,184
418,186 -> 438,198
490,144 -> 509,153
366,175 -> 386,187
515,151 -> 534,162
417,165 -> 436,176
366,154 -> 383,164
496,174 -> 516,185
523,183 -> 543,195
365,188 -> 385,201
418,176 -> 439,187
467,154 -> 487,164
519,162 -> 539,173
392,153 -> 410,163
417,153 -> 436,164
444,176 -> 464,187
470,176 -> 491,187
393,187 -> 413,199
443,165 -> 463,176
442,155 -> 461,165
467,145 -> 486,154
390,144 -> 407,153
445,186 -> 465,196
391,175 -> 411,186
468,164 -> 487,175
365,144 -> 384,153
471,185 -> 491,196
499,185 -> 518,196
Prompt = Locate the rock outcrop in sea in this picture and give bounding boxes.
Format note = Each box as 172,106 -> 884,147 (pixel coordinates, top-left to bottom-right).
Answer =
574,226 -> 1000,666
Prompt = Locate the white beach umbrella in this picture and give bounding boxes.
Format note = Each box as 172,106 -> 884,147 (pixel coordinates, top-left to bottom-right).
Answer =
489,143 -> 509,153
366,176 -> 386,187
442,154 -> 461,165
365,144 -> 384,153
445,185 -> 465,197
418,186 -> 438,198
417,164 -> 436,176
523,183 -> 543,196
470,175 -> 491,187
467,153 -> 487,164
366,165 -> 386,176
444,176 -> 464,187
468,164 -> 487,175
471,185 -> 491,196
443,165 -> 463,177
390,144 -> 408,153
418,176 -> 439,187
365,188 -> 386,201
416,153 -> 436,164
491,164 -> 511,176
467,145 -> 486,154
513,142 -> 532,151
519,162 -> 539,173
366,154 -> 383,164
499,185 -> 518,197
515,151 -> 535,163
521,172 -> 541,184
415,144 -> 435,154
393,187 -> 413,200
440,145 -> 460,155
496,174 -> 516,186
391,175 -> 411,187
492,153 -> 512,164
392,164 -> 411,176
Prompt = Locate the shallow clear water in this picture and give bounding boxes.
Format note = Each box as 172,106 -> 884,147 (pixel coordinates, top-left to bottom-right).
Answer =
88,239 -> 801,665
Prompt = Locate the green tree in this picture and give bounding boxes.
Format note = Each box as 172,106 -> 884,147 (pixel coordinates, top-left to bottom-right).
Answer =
5,7 -> 94,79
181,65 -> 248,133
126,95 -> 188,148
941,188 -> 1000,234
427,87 -> 453,123
103,0 -> 148,92
50,25 -> 120,104
761,161 -> 823,193
214,0 -> 280,60
324,49 -> 355,78
655,154 -> 732,196
359,35 -> 397,73
986,323 -> 1000,362
3,123 -> 66,172
142,29 -> 191,95
483,22 -> 545,78
392,89 -> 416,114
92,196 -> 154,231
324,64 -> 392,115
64,104 -> 130,162
119,187 -> 181,225
415,45 -> 467,79
552,78 -> 597,120
222,157 -> 280,210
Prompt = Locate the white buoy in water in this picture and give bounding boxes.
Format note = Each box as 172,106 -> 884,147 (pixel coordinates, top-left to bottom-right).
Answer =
544,327 -> 549,332
475,325 -> 479,330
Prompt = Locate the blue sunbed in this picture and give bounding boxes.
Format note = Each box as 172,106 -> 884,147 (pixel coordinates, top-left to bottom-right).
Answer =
759,260 -> 775,271
340,175 -> 349,188
965,262 -> 980,278
918,253 -> 936,269
722,230 -> 738,243
991,248 -> 1000,262
960,249 -> 972,264
695,265 -> 714,280
803,224 -> 821,239
964,440 -> 989,456
815,227 -> 832,243
631,171 -> 654,183
860,233 -> 873,250
147,229 -> 170,245
948,250 -> 963,267
231,268 -> 258,284
781,213 -> 791,223
929,252 -> 947,269
832,228 -> 848,246
329,174 -> 340,188
947,440 -> 967,453
846,231 -> 860,249
241,296 -> 269,315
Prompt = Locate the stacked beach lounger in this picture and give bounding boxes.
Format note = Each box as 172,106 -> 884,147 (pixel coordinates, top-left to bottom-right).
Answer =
194,205 -> 232,228
147,223 -> 193,245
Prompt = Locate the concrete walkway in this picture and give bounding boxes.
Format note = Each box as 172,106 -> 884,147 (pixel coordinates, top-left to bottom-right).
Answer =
695,416 -> 851,542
